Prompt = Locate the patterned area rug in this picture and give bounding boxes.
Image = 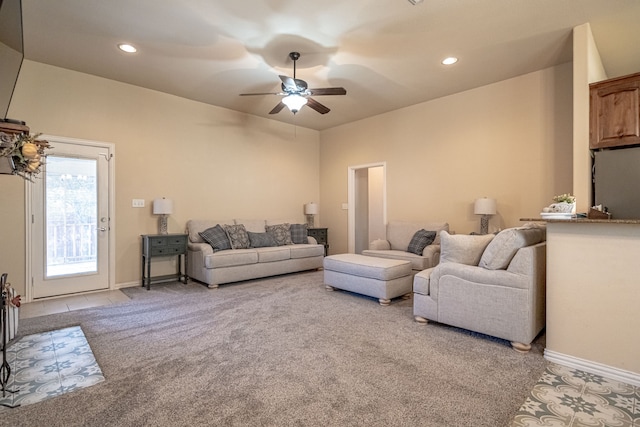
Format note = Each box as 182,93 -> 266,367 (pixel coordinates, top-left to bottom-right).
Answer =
0,326 -> 104,409
511,363 -> 640,426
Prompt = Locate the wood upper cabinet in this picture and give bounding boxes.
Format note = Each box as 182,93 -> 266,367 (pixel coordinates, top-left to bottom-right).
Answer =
590,72 -> 640,149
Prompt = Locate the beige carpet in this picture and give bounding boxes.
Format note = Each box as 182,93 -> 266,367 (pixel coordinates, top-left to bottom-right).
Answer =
4,270 -> 546,426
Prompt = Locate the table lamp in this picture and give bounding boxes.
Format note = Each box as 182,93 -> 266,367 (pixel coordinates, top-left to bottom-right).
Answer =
153,197 -> 173,235
304,202 -> 318,228
474,197 -> 496,235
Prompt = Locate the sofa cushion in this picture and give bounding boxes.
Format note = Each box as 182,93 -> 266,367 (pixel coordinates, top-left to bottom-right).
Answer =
479,226 -> 546,270
224,224 -> 250,249
387,221 -> 449,250
187,219 -> 234,243
290,244 -> 325,259
199,225 -> 232,252
248,231 -> 278,248
266,223 -> 293,246
235,219 -> 266,233
205,249 -> 258,268
407,229 -> 437,255
440,231 -> 494,266
256,246 -> 291,263
290,223 -> 309,244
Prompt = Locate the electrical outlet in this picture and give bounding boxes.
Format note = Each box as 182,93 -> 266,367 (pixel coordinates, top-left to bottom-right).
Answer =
132,199 -> 145,208
341,203 -> 349,210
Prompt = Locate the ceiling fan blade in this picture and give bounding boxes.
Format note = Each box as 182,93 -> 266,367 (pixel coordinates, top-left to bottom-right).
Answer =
306,97 -> 330,114
239,92 -> 282,96
269,102 -> 286,114
308,87 -> 347,96
279,75 -> 298,91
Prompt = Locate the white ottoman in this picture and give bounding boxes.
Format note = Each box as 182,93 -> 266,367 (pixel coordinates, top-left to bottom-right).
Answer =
323,254 -> 413,305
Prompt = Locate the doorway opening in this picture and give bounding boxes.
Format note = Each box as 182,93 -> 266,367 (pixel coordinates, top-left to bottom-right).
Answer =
348,162 -> 386,253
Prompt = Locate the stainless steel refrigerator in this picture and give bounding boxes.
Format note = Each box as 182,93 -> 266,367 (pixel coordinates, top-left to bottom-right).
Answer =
593,146 -> 640,219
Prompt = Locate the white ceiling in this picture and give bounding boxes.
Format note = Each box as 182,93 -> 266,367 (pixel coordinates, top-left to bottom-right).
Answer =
21,0 -> 640,131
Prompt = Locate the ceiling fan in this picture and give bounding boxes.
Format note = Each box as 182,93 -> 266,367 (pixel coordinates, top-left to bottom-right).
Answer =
240,52 -> 347,115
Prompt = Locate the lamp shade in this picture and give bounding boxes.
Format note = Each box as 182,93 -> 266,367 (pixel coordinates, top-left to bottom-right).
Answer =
282,94 -> 308,113
474,198 -> 496,215
304,202 -> 319,215
153,198 -> 173,215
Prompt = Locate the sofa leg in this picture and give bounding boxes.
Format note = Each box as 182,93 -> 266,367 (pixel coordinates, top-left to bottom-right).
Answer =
414,316 -> 428,324
378,298 -> 391,306
511,342 -> 532,353
325,285 -> 335,291
402,293 -> 412,300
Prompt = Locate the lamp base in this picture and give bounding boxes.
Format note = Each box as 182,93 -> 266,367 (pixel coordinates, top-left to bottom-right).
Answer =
158,215 -> 168,235
306,215 -> 315,228
480,215 -> 490,235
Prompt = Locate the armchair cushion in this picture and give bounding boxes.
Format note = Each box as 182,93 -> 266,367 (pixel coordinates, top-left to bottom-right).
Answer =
479,226 -> 546,270
439,231 -> 494,266
407,229 -> 437,255
199,225 -> 232,252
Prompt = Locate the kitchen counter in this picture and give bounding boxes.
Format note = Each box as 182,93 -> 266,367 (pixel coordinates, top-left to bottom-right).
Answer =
532,219 -> 640,385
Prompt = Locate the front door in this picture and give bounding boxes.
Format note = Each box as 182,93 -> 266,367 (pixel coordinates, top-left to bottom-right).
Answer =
30,136 -> 114,299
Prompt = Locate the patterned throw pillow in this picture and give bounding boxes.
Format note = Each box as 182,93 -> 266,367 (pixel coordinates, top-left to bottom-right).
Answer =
199,224 -> 232,252
290,223 -> 308,244
223,224 -> 250,249
266,223 -> 293,246
248,232 -> 277,248
406,229 -> 436,255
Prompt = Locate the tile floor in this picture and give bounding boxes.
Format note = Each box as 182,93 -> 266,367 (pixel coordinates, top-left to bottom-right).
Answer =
19,289 -> 130,319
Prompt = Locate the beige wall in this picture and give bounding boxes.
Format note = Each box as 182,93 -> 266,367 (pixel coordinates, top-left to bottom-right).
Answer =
320,63 -> 573,254
2,60 -> 320,295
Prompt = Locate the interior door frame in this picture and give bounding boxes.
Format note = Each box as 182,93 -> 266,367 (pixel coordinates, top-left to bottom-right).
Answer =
347,162 -> 387,253
24,135 -> 116,302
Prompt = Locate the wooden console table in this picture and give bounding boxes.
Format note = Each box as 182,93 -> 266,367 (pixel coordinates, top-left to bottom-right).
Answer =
141,234 -> 188,290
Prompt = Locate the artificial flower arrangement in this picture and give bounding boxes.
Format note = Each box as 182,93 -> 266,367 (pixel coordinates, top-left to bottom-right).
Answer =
543,193 -> 576,214
552,193 -> 576,204
0,131 -> 50,180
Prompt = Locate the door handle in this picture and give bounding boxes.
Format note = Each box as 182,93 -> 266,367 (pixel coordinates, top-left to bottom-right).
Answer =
98,227 -> 107,232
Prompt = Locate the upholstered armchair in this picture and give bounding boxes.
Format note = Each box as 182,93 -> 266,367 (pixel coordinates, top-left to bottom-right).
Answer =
413,226 -> 546,352
362,221 -> 449,272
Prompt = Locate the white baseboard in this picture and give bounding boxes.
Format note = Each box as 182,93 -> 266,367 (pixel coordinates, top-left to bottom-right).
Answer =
544,349 -> 640,387
115,281 -> 139,289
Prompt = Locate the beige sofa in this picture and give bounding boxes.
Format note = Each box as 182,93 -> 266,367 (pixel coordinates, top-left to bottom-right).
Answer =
362,221 -> 449,271
186,219 -> 325,288
413,226 -> 546,352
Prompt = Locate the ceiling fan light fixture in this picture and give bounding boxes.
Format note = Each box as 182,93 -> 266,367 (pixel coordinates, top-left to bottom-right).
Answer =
282,94 -> 308,114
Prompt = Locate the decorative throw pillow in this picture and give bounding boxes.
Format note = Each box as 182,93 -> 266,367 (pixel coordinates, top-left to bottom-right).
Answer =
248,231 -> 277,248
407,229 -> 437,255
290,223 -> 308,244
199,224 -> 232,252
266,223 -> 293,246
439,231 -> 495,266
223,224 -> 250,249
479,227 -> 546,270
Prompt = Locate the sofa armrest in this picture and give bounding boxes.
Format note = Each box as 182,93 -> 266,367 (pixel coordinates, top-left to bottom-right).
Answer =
369,239 -> 391,250
307,236 -> 318,245
188,242 -> 214,255
432,262 -> 529,293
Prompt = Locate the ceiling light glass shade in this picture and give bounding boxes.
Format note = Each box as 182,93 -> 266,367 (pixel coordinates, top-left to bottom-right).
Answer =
442,57 -> 458,65
118,43 -> 137,53
474,198 -> 497,215
282,94 -> 308,113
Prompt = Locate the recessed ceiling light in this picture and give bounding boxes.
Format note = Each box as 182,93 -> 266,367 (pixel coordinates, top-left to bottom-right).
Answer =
442,57 -> 458,65
118,43 -> 137,53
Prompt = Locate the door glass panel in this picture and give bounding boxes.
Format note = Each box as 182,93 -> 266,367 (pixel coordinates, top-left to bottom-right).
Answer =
45,156 -> 98,277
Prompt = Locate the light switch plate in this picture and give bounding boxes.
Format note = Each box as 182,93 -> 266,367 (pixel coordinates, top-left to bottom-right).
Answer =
342,203 -> 349,210
132,199 -> 145,208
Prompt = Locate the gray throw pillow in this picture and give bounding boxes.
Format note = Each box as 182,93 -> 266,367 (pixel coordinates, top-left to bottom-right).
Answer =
199,224 -> 231,252
290,223 -> 308,244
248,231 -> 277,248
223,224 -> 250,249
266,223 -> 293,246
407,229 -> 436,255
